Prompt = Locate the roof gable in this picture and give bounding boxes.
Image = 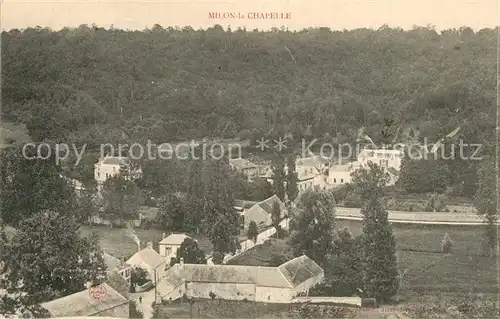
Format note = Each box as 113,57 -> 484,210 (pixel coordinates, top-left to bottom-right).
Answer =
159,233 -> 193,245
41,283 -> 128,317
257,195 -> 286,216
127,247 -> 165,269
278,255 -> 324,286
165,264 -> 291,288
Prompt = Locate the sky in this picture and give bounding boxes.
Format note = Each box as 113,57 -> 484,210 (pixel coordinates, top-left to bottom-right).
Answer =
1,0 -> 499,32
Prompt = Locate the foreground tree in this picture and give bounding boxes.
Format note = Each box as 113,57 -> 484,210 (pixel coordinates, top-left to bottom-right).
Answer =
288,188 -> 336,267
1,210 -> 106,309
474,157 -> 498,256
311,228 -> 363,297
352,163 -> 399,302
0,145 -> 76,226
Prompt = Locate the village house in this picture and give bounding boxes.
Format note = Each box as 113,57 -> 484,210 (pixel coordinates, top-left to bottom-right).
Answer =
327,163 -> 354,187
240,195 -> 286,229
158,233 -> 194,263
229,158 -> 270,180
103,252 -> 132,284
356,148 -> 403,172
126,242 -> 166,285
94,156 -> 142,191
40,283 -> 129,318
158,255 -> 324,303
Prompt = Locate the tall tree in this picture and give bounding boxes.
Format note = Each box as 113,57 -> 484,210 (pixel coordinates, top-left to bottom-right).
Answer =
352,162 -> 399,303
101,175 -> 144,225
271,153 -> 286,202
474,157 -> 498,256
311,228 -> 363,297
0,145 -> 76,226
1,210 -> 106,307
172,237 -> 206,265
288,188 -> 336,267
285,154 -> 299,203
202,160 -> 240,259
247,220 -> 259,243
157,193 -> 187,231
76,180 -> 101,225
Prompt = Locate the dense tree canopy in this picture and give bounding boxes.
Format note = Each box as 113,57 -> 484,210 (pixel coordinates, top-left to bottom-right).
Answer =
2,25 -> 496,198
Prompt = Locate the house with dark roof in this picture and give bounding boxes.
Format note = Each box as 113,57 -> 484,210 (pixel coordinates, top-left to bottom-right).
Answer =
103,252 -> 132,283
157,255 -> 323,303
241,195 -> 286,229
40,283 -> 129,318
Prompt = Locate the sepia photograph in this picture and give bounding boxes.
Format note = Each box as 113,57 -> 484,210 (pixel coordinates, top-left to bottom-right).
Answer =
0,1 -> 499,318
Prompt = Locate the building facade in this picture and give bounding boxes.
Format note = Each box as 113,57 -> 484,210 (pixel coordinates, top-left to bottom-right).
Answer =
158,255 -> 324,304
158,233 -> 194,263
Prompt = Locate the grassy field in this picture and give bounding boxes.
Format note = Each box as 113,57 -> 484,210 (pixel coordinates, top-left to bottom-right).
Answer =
231,220 -> 496,299
338,220 -> 496,296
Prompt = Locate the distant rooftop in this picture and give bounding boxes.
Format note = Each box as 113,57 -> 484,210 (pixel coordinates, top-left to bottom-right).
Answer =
100,156 -> 128,165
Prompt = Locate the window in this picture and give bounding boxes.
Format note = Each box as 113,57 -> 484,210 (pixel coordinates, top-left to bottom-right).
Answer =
341,179 -> 344,183
97,172 -> 100,177
334,178 -> 337,183
105,173 -> 109,179
165,247 -> 172,255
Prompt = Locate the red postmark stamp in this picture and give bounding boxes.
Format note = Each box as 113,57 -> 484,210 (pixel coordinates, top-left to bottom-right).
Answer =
89,284 -> 107,301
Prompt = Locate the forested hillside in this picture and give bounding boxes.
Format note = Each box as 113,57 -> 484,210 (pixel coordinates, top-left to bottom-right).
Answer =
1,25 -> 497,197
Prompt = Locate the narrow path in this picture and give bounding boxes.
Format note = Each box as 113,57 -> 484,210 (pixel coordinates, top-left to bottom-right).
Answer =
134,289 -> 155,319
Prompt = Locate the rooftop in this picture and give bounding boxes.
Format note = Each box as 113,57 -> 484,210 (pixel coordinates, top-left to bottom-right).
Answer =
40,283 -> 128,317
329,164 -> 352,172
100,156 -> 128,166
256,195 -> 285,215
103,252 -> 130,272
163,255 -> 323,289
127,247 -> 165,269
159,233 -> 194,246
229,158 -> 257,169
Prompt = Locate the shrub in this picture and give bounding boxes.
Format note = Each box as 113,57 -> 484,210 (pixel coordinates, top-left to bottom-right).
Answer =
209,291 -> 216,299
361,298 -> 377,308
441,233 -> 453,253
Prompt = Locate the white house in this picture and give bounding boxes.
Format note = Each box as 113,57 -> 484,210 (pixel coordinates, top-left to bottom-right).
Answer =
229,158 -> 270,180
126,243 -> 166,285
356,149 -> 403,172
158,255 -> 324,303
94,156 -> 128,183
327,164 -> 353,186
158,233 -> 194,263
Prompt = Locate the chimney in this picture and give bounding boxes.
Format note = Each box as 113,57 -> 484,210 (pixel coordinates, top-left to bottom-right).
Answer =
162,233 -> 166,239
180,258 -> 184,267
147,242 -> 153,249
